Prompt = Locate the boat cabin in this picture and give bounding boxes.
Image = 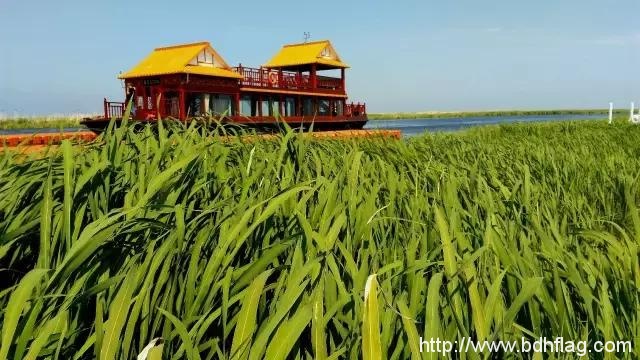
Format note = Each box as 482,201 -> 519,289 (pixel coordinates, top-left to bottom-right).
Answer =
94,40 -> 367,130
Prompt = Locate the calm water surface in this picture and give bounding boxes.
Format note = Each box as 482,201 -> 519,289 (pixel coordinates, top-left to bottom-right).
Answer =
364,114 -> 605,137
1,114 -> 606,137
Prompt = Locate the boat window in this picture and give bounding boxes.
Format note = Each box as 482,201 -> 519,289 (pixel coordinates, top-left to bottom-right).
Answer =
240,95 -> 252,116
261,98 -> 270,117
210,94 -> 232,115
187,93 -> 203,116
196,50 -> 215,66
318,100 -> 330,116
303,98 -> 314,116
285,97 -> 295,116
271,98 -> 281,116
335,100 -> 343,116
165,92 -> 180,118
145,86 -> 153,110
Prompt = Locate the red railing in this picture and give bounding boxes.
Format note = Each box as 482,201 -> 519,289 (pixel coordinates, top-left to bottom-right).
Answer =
345,102 -> 366,117
232,66 -> 343,93
103,97 -> 365,120
317,76 -> 342,90
103,98 -> 125,119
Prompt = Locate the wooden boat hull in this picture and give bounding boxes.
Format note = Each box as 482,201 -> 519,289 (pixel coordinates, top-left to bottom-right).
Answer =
81,115 -> 368,133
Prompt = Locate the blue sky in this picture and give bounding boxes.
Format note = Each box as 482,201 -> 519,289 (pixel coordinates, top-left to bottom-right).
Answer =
0,0 -> 638,114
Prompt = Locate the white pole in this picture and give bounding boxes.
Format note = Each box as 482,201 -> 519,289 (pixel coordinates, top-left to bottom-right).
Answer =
631,102 -> 635,122
609,102 -> 613,124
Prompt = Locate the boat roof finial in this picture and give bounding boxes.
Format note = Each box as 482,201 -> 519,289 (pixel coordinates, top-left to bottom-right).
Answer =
303,32 -> 311,43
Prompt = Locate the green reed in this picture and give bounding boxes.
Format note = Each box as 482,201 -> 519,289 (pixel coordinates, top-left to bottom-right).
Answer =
0,119 -> 638,359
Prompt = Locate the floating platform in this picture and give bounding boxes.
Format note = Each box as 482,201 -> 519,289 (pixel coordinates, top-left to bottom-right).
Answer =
1,129 -> 401,151
0,131 -> 97,147
306,129 -> 400,139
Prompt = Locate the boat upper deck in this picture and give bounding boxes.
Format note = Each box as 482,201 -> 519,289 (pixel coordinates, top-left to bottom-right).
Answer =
232,66 -> 345,96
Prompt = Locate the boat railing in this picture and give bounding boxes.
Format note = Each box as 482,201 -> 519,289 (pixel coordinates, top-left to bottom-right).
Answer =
345,102 -> 366,117
103,98 -> 125,119
232,66 -> 343,93
317,76 -> 342,90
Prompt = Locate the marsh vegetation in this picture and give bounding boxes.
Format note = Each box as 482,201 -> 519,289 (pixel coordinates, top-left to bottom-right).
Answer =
0,119 -> 638,359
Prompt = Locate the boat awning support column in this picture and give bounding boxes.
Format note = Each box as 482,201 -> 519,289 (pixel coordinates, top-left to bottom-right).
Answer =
179,88 -> 186,120
311,64 -> 317,90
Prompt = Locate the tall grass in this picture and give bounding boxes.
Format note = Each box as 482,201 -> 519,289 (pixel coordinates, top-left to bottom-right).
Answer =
0,119 -> 638,359
0,117 -> 84,130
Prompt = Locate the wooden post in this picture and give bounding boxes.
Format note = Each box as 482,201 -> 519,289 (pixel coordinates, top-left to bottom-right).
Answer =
179,89 -> 186,120
280,95 -> 284,117
341,68 -> 345,91
258,95 -> 263,117
103,98 -> 108,118
609,102 -> 613,124
259,67 -> 264,87
235,93 -> 241,116
156,88 -> 163,119
297,95 -> 302,116
311,64 -> 317,90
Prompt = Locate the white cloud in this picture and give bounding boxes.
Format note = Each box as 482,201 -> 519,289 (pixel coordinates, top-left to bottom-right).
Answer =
593,32 -> 640,46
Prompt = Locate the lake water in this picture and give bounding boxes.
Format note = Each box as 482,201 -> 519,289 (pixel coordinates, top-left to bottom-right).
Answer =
364,114 -> 606,137
0,114 -> 606,137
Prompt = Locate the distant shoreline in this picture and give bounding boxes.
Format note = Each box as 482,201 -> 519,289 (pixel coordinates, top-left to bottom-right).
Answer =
367,109 -> 621,120
0,117 -> 83,130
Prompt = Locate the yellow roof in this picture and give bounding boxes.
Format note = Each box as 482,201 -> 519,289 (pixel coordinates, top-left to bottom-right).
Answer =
119,42 -> 242,79
264,40 -> 349,69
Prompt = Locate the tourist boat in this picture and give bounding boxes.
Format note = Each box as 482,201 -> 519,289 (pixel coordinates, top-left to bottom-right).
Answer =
82,40 -> 367,131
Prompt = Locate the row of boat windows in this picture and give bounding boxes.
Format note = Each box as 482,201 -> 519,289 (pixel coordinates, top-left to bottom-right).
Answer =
186,94 -> 233,116
185,94 -> 344,117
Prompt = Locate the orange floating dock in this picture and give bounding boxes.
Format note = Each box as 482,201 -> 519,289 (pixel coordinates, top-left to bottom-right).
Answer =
0,131 -> 97,147
238,129 -> 401,142
1,129 -> 401,151
304,129 -> 400,139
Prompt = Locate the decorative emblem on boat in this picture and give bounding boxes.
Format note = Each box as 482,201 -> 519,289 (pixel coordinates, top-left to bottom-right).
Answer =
268,72 -> 278,86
